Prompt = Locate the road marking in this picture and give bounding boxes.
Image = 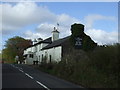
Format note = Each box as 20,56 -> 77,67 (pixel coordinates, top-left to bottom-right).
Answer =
15,66 -> 19,69
11,65 -> 23,71
10,64 -> 14,67
25,73 -> 33,79
20,68 -> 23,70
10,64 -> 49,89
36,81 -> 50,90
19,69 -> 24,73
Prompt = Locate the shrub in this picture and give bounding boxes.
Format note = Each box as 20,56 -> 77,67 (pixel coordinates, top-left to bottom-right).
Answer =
38,43 -> 119,88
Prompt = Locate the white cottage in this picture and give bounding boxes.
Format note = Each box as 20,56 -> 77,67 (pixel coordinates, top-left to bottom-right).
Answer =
23,27 -> 69,64
24,23 -> 96,65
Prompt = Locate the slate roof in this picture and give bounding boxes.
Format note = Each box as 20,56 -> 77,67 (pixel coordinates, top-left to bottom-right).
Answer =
25,36 -> 70,50
38,37 -> 52,44
42,36 -> 70,50
32,37 -> 52,46
24,37 -> 52,50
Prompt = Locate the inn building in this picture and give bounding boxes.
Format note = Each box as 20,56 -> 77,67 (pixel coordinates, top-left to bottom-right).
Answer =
23,26 -> 69,64
23,23 -> 97,64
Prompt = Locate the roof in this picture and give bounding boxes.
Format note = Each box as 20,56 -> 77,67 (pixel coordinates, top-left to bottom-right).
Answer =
24,36 -> 70,50
38,38 -> 43,41
33,37 -> 52,46
40,37 -> 52,43
42,36 -> 70,50
24,37 -> 52,49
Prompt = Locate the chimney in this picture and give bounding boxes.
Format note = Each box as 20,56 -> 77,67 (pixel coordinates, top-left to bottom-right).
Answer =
52,27 -> 59,42
33,39 -> 37,45
37,38 -> 43,42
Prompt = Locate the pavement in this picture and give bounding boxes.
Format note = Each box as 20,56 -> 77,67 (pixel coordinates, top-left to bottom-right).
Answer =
2,63 -> 85,89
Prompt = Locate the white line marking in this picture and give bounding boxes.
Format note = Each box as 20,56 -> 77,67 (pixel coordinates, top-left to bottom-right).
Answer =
20,68 -> 23,70
11,65 -> 16,68
19,69 -> 24,73
36,81 -> 50,90
14,66 -> 18,68
25,73 -> 33,79
10,64 -> 14,67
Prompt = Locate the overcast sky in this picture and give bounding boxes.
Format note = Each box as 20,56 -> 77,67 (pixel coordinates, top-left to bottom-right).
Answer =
0,0 -> 119,52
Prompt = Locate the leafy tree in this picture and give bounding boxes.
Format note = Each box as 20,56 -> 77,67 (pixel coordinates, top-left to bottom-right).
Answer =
2,36 -> 32,62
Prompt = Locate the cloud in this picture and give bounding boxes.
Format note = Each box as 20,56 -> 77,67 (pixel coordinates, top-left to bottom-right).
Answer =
36,23 -> 55,36
85,29 -> 118,45
23,13 -> 118,45
84,14 -> 117,45
28,22 -> 72,40
35,14 -> 80,39
23,30 -> 44,40
84,14 -> 116,29
1,2 -> 56,34
1,2 -> 118,45
1,2 -> 80,36
57,14 -> 80,27
2,0 -> 119,2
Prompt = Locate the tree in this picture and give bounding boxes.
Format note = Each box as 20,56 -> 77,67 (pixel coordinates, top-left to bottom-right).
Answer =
2,36 -> 32,62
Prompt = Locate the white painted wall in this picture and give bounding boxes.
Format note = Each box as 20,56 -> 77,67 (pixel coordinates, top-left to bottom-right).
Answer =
41,43 -> 48,49
52,31 -> 59,41
24,46 -> 37,64
23,43 -> 62,65
26,57 -> 34,64
25,52 -> 34,64
23,47 -> 32,55
38,46 -> 62,63
31,46 -> 35,52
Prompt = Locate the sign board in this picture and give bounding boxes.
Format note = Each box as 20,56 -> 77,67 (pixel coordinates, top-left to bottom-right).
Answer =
75,37 -> 82,49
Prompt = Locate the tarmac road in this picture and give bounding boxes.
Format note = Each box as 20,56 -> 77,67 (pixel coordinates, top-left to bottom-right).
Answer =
2,64 -> 84,89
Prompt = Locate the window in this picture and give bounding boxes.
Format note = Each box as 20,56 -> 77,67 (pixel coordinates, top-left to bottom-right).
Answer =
39,56 -> 40,61
42,54 -> 43,62
35,46 -> 37,52
29,54 -> 33,58
49,55 -> 52,63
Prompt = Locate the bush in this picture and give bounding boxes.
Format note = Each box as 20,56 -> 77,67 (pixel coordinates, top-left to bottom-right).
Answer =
38,43 -> 119,88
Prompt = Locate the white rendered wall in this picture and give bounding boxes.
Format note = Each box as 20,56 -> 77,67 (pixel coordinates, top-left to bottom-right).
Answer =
27,47 -> 32,53
38,46 -> 62,63
31,46 -> 35,52
25,52 -> 34,64
36,44 -> 40,62
52,32 -> 59,41
23,50 -> 27,55
24,43 -> 62,65
41,43 -> 48,49
24,47 -> 32,55
26,58 -> 34,64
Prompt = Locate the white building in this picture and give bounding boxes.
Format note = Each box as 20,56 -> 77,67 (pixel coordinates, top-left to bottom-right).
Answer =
23,27 -> 70,64
23,23 -> 96,65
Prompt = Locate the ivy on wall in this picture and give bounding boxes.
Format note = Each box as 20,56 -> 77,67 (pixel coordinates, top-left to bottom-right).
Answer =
70,23 -> 97,51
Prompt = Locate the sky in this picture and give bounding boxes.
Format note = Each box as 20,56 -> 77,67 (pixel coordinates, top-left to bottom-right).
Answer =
0,0 -> 119,52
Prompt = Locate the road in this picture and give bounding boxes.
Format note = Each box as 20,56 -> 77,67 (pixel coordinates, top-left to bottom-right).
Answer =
2,64 -> 84,89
